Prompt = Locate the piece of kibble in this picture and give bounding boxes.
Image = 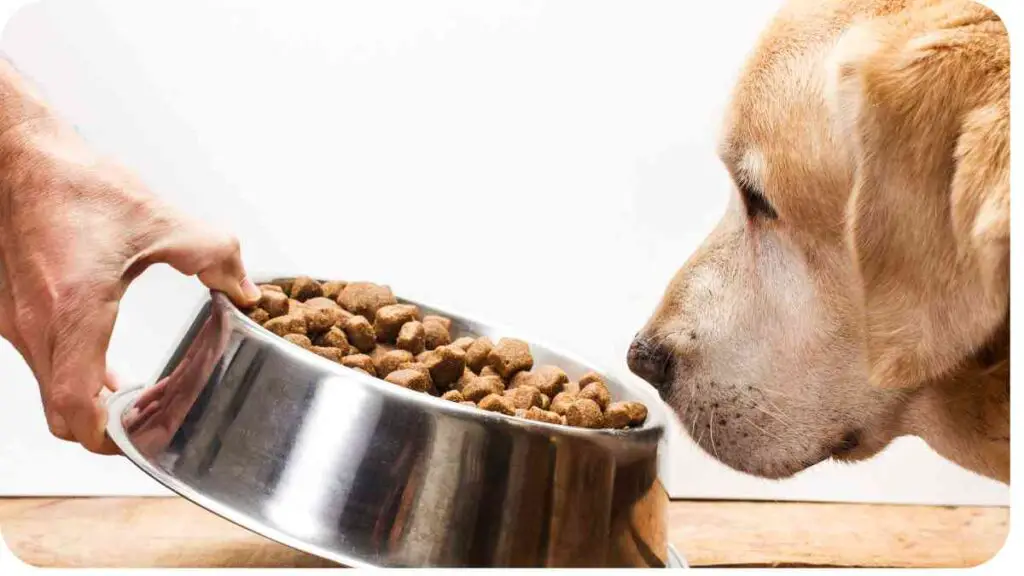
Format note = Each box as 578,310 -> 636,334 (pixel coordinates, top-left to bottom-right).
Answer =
486,338 -> 534,379
531,365 -> 569,396
550,391 -> 578,416
283,333 -> 313,349
247,307 -> 270,324
452,337 -> 475,351
509,371 -> 535,390
259,284 -> 284,293
514,408 -> 528,418
270,278 -> 294,295
385,368 -> 431,392
424,345 -> 466,388
442,390 -> 465,403
322,280 -> 348,301
525,406 -> 562,425
341,354 -> 376,376
259,288 -> 290,318
480,365 -> 503,380
301,305 -> 336,333
314,327 -> 350,354
304,297 -> 340,310
479,393 -> 515,416
396,321 -> 426,354
374,304 -> 421,343
563,381 -> 581,395
455,368 -> 476,391
264,315 -> 307,336
604,402 -> 632,429
566,399 -> 604,428
290,276 -> 323,301
423,320 -> 451,351
539,394 -> 551,410
311,346 -> 344,363
463,376 -> 504,402
416,350 -> 434,364
395,360 -> 432,383
506,385 -> 543,410
465,337 -> 493,373
422,315 -> 452,331
375,349 -> 415,378
579,382 -> 611,411
343,316 -> 376,352
305,298 -> 351,326
623,401 -> 648,426
579,371 -> 605,387
338,282 -> 397,321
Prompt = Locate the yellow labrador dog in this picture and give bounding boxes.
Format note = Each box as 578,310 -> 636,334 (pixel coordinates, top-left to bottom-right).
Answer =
628,0 -> 1008,482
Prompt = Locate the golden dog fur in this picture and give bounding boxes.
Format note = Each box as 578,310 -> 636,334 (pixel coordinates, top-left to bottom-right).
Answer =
629,0 -> 1008,481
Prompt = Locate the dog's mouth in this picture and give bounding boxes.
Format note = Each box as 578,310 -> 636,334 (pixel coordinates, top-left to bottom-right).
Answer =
828,430 -> 863,460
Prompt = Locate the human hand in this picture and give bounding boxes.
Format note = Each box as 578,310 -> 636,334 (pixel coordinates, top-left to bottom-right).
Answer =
0,111 -> 260,454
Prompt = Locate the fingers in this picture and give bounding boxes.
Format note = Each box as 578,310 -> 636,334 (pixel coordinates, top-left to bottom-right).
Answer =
44,302 -> 120,455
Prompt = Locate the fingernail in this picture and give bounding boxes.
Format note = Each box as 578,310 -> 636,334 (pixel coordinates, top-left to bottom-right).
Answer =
241,277 -> 261,302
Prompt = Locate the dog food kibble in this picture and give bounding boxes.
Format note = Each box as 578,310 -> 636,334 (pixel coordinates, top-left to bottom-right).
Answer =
566,399 -> 604,429
375,348 -> 415,378
259,288 -> 290,318
283,333 -> 313,349
264,315 -> 307,336
314,327 -> 350,354
507,385 -> 544,410
463,376 -> 504,402
374,304 -> 421,343
525,406 -> 563,425
452,336 -> 475,351
311,346 -> 344,363
550,392 -> 577,416
487,338 -> 534,379
465,337 -> 494,373
251,277 -> 648,429
339,282 -> 397,321
247,308 -> 271,324
423,320 -> 451,351
290,276 -> 323,301
341,354 -> 376,376
579,382 -> 611,411
343,316 -> 376,352
424,345 -> 467,388
623,401 -> 648,426
442,390 -> 465,403
322,280 -> 348,301
396,321 -> 426,354
479,365 -> 503,381
386,368 -> 431,392
604,402 -> 632,429
422,315 -> 452,332
479,393 -> 515,416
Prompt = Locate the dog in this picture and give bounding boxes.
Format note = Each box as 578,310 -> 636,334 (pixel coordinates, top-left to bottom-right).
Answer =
627,0 -> 1008,482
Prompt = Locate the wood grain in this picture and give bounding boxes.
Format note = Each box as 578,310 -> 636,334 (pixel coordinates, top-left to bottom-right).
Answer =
0,497 -> 1008,568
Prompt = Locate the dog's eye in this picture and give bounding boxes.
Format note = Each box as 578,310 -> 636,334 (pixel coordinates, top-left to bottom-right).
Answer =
739,181 -> 778,220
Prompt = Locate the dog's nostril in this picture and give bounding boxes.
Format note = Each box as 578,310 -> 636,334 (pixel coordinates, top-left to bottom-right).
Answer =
627,335 -> 672,392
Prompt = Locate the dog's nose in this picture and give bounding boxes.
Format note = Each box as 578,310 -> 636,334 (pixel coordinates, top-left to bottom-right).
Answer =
627,333 -> 672,393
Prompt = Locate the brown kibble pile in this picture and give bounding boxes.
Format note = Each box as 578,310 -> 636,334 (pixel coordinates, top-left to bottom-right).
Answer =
243,277 -> 647,430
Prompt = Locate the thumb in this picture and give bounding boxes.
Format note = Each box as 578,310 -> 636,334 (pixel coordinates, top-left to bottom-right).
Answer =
127,213 -> 261,307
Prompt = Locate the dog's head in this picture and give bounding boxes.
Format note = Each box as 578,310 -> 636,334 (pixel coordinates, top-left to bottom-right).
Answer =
628,0 -> 1008,480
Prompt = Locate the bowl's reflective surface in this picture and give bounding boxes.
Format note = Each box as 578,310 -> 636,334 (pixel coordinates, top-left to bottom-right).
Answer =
108,289 -> 667,567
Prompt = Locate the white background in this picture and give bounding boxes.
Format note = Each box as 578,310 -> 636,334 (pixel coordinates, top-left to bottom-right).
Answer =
0,0 -> 1008,505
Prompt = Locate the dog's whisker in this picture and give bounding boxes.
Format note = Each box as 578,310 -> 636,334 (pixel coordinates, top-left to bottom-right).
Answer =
742,417 -> 782,442
709,407 -> 721,460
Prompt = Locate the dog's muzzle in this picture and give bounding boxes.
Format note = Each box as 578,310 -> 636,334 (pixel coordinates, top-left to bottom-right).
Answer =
626,333 -> 673,395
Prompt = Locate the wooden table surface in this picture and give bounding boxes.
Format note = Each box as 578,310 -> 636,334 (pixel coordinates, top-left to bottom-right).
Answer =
0,497 -> 1008,568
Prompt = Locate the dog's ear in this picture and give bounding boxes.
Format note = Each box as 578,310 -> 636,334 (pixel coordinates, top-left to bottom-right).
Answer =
828,2 -> 1008,389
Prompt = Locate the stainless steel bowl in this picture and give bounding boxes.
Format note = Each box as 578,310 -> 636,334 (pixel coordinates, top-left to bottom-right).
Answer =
106,284 -> 669,567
